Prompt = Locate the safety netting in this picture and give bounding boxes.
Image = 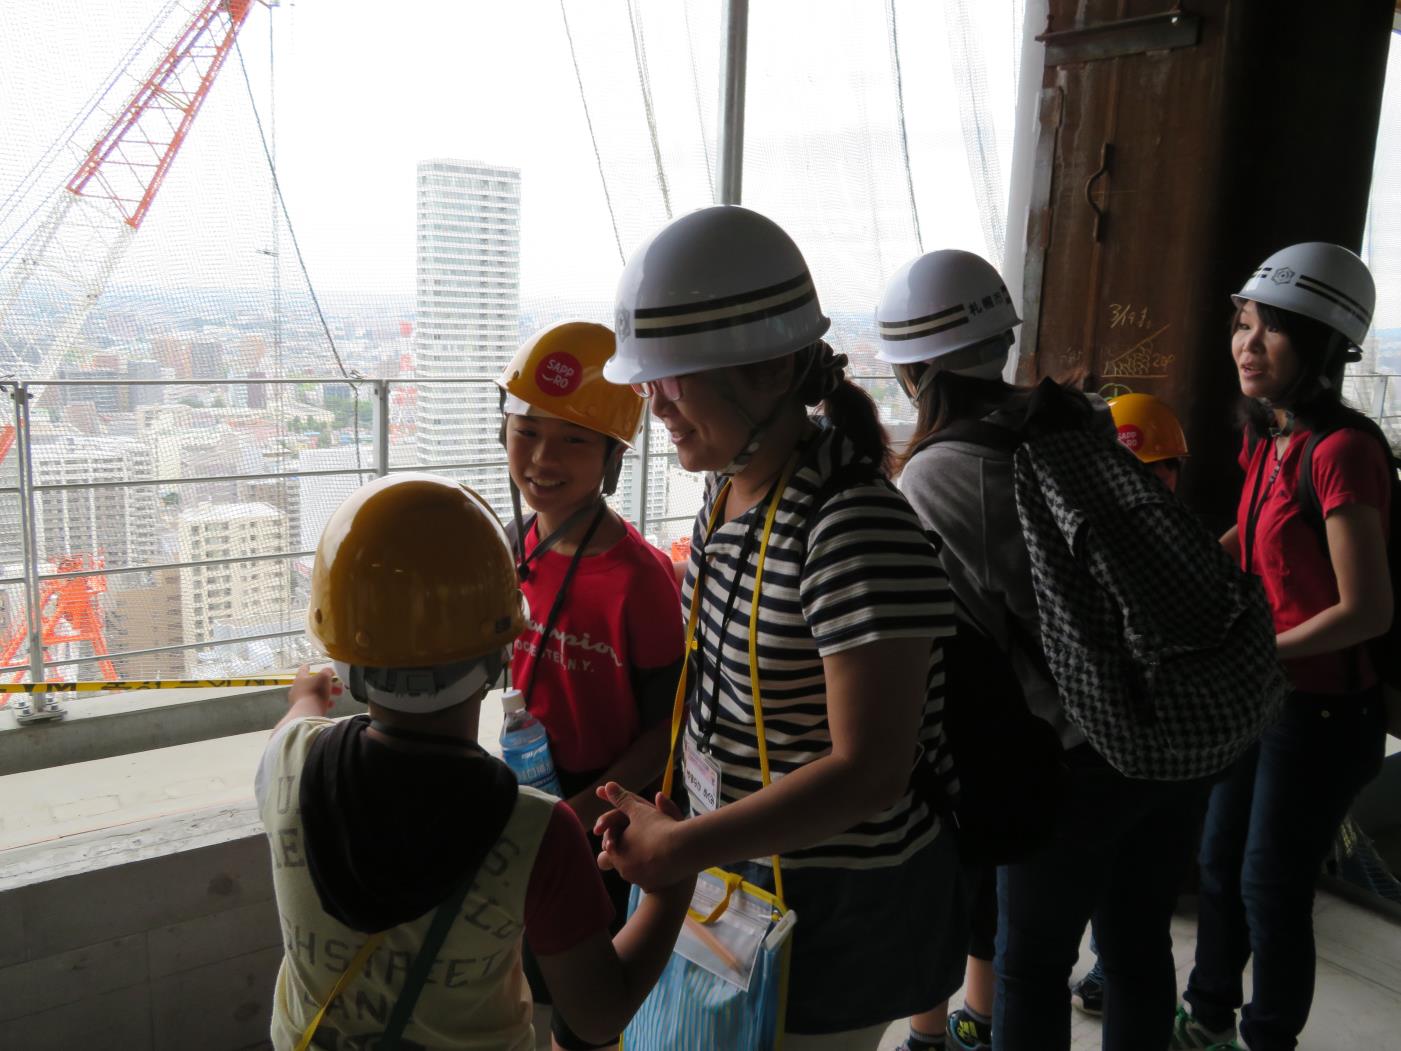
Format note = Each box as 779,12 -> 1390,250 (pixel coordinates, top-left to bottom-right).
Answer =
1353,29 -> 1401,443
0,0 -> 1019,682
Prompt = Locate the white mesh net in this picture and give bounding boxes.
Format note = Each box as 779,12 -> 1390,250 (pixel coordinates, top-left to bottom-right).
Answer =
0,0 -> 1024,683
1353,31 -> 1401,443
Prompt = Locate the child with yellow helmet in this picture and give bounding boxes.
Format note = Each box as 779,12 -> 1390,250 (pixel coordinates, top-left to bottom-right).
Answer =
1108,391 -> 1190,493
259,473 -> 692,1050
497,321 -> 686,1050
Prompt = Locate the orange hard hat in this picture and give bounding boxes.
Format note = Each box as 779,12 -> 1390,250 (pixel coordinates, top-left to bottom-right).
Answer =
497,321 -> 644,446
1107,393 -> 1189,464
308,473 -> 527,668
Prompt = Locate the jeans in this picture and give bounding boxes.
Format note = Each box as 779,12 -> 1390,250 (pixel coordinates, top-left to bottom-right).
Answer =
992,746 -> 1207,1051
968,862 -> 998,962
1184,689 -> 1386,1051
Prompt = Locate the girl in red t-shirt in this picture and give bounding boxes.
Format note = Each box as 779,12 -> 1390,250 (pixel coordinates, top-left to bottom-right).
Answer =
496,321 -> 684,1051
1176,244 -> 1392,1051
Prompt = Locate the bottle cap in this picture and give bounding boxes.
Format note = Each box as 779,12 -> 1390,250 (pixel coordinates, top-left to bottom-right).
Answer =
501,688 -> 525,714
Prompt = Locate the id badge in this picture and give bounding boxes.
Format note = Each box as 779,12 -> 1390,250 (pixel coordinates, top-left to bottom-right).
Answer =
683,735 -> 722,814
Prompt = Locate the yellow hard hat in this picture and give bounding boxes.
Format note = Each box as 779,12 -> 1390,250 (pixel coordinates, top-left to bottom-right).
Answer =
1107,392 -> 1189,464
308,473 -> 527,668
497,321 -> 644,446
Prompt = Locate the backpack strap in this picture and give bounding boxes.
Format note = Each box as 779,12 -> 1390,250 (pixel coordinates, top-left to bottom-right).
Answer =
378,876 -> 477,1049
906,422 -> 1056,677
294,872 -> 479,1051
1293,419 -> 1397,549
1291,421 -> 1401,694
1294,429 -> 1332,550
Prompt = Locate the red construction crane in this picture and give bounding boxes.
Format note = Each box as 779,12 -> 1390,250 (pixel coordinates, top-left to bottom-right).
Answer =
0,0 -> 269,685
0,557 -> 118,684
0,0 -> 267,465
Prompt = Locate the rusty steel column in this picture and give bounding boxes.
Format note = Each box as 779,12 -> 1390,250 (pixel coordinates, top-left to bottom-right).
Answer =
1016,0 -> 1394,527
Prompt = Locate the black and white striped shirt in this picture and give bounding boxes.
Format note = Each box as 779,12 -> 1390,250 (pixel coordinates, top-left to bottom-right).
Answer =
681,425 -> 956,869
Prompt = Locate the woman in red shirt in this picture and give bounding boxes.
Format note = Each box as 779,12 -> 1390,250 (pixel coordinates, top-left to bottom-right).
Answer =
1175,244 -> 1392,1051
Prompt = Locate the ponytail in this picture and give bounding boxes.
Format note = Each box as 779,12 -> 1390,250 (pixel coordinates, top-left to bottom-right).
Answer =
796,341 -> 893,477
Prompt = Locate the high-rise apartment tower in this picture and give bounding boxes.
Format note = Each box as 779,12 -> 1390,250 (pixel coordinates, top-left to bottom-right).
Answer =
414,160 -> 521,514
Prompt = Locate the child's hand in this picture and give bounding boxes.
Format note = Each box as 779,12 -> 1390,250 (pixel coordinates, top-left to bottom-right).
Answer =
593,782 -> 692,893
288,665 -> 340,715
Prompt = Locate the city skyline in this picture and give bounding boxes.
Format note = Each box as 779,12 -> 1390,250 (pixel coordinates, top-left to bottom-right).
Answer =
0,1 -> 1398,684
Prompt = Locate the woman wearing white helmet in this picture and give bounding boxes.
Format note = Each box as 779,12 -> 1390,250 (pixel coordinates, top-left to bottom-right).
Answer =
879,250 -> 1206,1051
595,206 -> 968,1045
1173,244 -> 1392,1051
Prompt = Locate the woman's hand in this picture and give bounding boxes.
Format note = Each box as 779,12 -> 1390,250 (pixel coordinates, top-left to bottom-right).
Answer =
593,782 -> 693,893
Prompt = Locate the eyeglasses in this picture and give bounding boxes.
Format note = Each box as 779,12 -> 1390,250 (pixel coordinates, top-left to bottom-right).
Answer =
629,375 -> 687,402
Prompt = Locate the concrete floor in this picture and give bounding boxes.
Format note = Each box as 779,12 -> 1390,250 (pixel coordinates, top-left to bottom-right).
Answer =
529,891 -> 1401,1050
875,891 -> 1401,1050
2,705 -> 1398,1050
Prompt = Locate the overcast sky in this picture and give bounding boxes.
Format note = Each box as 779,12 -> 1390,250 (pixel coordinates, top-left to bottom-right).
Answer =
0,0 -> 1021,321
1,2 -> 1396,332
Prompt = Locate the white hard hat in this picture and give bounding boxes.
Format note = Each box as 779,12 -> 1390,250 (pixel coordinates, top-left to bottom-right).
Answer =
876,250 -> 1021,366
605,206 -> 831,384
1233,242 -> 1374,348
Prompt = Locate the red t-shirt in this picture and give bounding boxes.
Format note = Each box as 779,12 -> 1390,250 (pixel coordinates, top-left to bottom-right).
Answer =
1237,427 -> 1392,694
511,519 -> 683,773
524,801 -> 615,955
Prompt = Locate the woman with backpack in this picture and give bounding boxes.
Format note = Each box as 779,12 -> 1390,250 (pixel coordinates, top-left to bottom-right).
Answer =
1174,243 -> 1393,1051
593,205 -> 968,1047
877,250 -> 1210,1051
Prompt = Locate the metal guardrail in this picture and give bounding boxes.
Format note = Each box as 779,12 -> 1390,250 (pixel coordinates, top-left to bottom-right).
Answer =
1344,372 -> 1401,428
0,374 -> 697,683
0,370 -> 922,686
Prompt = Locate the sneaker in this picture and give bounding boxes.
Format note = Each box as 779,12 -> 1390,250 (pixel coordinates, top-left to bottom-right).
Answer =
1170,1005 -> 1240,1049
946,1007 -> 992,1051
891,1034 -> 945,1051
1070,969 -> 1103,1015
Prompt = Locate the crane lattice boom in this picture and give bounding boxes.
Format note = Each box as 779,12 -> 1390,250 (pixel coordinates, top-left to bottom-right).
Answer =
0,0 -> 263,464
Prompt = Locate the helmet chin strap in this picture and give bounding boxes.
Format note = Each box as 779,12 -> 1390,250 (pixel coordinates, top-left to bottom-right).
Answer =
509,480 -> 609,581
717,414 -> 766,478
1255,399 -> 1296,436
901,333 -> 1013,404
501,391 -> 620,578
1255,333 -> 1351,420
712,347 -> 822,477
601,440 -> 625,496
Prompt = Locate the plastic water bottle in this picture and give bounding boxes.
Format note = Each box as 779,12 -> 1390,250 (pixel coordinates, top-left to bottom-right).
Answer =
499,689 -> 563,796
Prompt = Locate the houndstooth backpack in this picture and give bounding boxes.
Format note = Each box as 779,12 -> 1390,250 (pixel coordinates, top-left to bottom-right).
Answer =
927,380 -> 1287,781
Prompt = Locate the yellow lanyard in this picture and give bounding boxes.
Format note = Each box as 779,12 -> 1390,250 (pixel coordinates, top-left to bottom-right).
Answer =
662,455 -> 798,908
294,932 -> 385,1051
